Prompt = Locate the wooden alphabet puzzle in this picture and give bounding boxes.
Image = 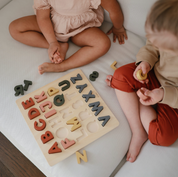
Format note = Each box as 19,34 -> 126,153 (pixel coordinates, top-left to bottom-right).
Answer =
16,69 -> 119,166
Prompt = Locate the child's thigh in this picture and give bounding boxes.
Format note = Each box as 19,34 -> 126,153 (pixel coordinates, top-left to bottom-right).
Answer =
110,63 -> 145,91
71,27 -> 110,48
149,104 -> 178,146
110,63 -> 160,92
9,15 -> 41,33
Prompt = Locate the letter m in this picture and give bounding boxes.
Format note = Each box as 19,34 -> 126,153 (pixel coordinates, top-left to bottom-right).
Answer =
88,101 -> 103,116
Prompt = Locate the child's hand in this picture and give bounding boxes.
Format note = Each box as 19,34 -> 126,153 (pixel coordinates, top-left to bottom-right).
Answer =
48,41 -> 62,64
107,26 -> 128,44
137,87 -> 164,105
133,61 -> 151,84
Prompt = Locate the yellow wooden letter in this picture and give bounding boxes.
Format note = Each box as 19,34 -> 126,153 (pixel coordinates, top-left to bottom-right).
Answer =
47,87 -> 59,96
110,61 -> 117,70
76,150 -> 88,164
66,117 -> 81,132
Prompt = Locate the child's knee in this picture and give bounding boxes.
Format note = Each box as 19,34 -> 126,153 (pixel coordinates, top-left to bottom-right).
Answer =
149,120 -> 177,146
98,35 -> 111,54
113,63 -> 136,81
9,20 -> 18,37
110,63 -> 136,90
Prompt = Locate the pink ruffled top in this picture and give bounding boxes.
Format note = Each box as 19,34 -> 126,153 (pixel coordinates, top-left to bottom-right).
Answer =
33,0 -> 104,42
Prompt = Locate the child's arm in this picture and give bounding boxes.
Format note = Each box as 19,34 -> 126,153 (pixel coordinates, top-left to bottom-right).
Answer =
136,40 -> 159,68
137,83 -> 178,109
36,9 -> 61,62
101,0 -> 127,44
133,40 -> 159,83
36,9 -> 56,44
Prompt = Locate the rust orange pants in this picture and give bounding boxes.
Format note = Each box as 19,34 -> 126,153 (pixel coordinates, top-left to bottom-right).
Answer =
111,62 -> 178,146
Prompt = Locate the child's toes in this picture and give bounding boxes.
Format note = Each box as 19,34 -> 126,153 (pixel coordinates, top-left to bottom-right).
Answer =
106,75 -> 113,81
106,75 -> 113,85
105,79 -> 111,86
38,66 -> 43,75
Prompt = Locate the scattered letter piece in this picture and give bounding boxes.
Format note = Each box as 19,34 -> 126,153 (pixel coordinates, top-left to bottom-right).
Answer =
76,150 -> 88,164
89,71 -> 99,81
23,80 -> 32,91
110,61 -> 117,70
14,85 -> 24,96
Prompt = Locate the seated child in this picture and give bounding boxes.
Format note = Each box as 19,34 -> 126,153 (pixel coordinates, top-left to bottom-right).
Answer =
106,0 -> 178,162
9,0 -> 127,74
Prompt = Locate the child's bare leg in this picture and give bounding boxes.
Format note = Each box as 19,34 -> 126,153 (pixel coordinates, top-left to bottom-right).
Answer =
9,15 -> 68,62
139,103 -> 157,133
38,27 -> 111,74
9,15 -> 49,48
115,89 -> 148,163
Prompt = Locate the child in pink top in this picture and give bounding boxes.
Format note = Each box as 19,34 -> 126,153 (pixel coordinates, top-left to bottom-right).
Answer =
9,0 -> 127,74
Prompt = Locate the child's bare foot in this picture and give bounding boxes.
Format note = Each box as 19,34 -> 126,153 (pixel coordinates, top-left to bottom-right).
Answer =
126,131 -> 148,163
38,62 -> 64,74
38,42 -> 69,74
105,75 -> 113,86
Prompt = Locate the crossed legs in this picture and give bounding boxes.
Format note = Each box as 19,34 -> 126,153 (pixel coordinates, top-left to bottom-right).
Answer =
38,27 -> 111,74
9,15 -> 111,74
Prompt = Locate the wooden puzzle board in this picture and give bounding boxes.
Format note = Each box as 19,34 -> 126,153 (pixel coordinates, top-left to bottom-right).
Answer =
16,69 -> 119,166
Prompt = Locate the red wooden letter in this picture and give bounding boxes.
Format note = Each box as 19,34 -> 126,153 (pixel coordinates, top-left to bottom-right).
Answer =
48,142 -> 62,154
28,108 -> 40,120
22,97 -> 35,110
41,131 -> 54,144
34,119 -> 46,131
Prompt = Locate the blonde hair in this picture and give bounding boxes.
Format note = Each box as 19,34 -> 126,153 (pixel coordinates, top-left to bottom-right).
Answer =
146,0 -> 178,37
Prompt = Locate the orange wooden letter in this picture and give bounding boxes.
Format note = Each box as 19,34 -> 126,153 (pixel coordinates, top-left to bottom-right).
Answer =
34,119 -> 46,131
28,108 -> 40,120
22,97 -> 35,110
48,142 -> 62,154
41,131 -> 54,144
